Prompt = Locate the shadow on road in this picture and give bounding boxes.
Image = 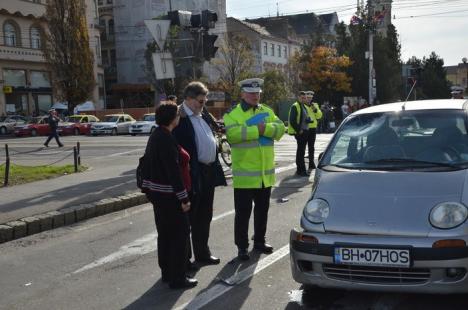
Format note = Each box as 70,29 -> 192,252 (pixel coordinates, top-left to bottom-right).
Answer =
123,279 -> 184,310
271,174 -> 312,203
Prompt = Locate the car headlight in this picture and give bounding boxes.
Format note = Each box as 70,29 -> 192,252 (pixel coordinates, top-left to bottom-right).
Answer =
303,199 -> 330,224
430,202 -> 468,229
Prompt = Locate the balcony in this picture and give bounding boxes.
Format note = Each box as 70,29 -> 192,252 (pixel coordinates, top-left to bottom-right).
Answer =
0,45 -> 45,62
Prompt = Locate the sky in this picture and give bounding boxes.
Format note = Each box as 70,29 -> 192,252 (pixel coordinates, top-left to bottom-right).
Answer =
226,0 -> 468,66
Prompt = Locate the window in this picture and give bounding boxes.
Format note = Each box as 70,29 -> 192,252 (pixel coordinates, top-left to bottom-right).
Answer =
4,22 -> 18,46
30,71 -> 51,88
270,43 -> 274,56
110,49 -> 116,66
263,42 -> 267,55
3,69 -> 26,87
30,26 -> 41,49
107,0 -> 113,4
101,50 -> 109,66
284,46 -> 287,58
278,45 -> 281,57
108,19 -> 114,38
98,0 -> 103,5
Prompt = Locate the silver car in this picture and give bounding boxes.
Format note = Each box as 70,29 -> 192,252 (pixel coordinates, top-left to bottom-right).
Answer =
290,99 -> 468,294
0,115 -> 27,135
90,114 -> 135,135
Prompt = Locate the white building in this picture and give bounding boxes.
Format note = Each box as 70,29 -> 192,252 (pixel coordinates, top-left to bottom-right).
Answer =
227,18 -> 300,74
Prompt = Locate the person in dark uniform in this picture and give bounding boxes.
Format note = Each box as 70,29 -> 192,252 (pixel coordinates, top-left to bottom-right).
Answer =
173,81 -> 226,267
141,102 -> 197,289
44,109 -> 64,147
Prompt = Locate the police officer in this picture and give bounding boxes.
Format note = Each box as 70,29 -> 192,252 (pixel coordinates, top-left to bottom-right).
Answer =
288,91 -> 311,176
305,91 -> 322,173
224,78 -> 285,260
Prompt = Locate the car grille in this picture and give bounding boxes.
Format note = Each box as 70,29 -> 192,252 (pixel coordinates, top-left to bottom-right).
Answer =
132,125 -> 142,128
322,264 -> 430,285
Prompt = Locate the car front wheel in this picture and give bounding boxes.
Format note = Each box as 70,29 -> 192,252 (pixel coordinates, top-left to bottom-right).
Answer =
74,128 -> 80,135
31,129 -> 38,137
0,126 -> 7,135
111,128 -> 117,136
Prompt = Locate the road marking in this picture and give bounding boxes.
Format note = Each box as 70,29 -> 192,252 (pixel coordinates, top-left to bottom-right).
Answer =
176,245 -> 290,310
72,209 -> 236,274
108,148 -> 145,157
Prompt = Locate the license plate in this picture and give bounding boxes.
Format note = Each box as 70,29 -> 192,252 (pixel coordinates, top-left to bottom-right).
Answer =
334,247 -> 410,268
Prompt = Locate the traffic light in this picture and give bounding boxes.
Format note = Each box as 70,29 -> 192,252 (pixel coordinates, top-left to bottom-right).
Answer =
201,10 -> 218,29
202,34 -> 218,61
168,10 -> 200,28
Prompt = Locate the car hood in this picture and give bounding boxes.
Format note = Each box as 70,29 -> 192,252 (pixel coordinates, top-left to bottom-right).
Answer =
315,169 -> 467,237
92,122 -> 117,127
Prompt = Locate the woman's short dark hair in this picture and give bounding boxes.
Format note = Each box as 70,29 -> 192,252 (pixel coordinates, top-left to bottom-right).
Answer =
183,81 -> 209,99
167,95 -> 177,101
155,102 -> 178,126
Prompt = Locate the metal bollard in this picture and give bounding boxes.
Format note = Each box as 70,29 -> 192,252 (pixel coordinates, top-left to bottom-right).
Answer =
4,144 -> 10,187
73,146 -> 78,173
77,142 -> 81,166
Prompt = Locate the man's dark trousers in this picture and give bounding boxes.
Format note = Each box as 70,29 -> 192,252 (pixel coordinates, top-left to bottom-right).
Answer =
44,130 -> 63,147
190,162 -> 216,260
294,130 -> 309,173
234,186 -> 272,250
307,128 -> 317,170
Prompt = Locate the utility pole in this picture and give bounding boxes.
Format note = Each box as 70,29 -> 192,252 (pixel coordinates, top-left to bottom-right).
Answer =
368,0 -> 375,106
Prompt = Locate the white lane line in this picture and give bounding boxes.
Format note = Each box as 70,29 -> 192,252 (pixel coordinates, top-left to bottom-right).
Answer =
108,148 -> 145,157
72,209 -> 235,274
176,245 -> 290,310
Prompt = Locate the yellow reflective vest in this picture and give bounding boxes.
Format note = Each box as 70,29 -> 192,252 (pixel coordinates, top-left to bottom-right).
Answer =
287,101 -> 323,135
224,103 -> 285,189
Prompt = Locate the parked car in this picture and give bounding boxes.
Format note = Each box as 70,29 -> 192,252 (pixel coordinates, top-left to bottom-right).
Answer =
129,113 -> 157,135
14,116 -> 61,137
90,114 -> 135,135
0,115 -> 27,135
59,114 -> 100,135
290,99 -> 468,294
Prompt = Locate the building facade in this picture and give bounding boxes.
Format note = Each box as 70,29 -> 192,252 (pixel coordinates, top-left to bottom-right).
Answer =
446,62 -> 468,95
227,18 -> 300,74
0,0 -> 104,116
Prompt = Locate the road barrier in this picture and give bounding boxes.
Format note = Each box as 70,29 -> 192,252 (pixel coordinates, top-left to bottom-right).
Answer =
2,142 -> 81,187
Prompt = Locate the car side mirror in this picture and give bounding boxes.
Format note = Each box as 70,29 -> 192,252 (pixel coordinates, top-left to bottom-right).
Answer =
318,152 -> 324,161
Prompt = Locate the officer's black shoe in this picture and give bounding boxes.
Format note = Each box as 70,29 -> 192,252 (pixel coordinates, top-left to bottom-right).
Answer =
254,243 -> 274,254
238,248 -> 250,261
196,255 -> 220,265
169,277 -> 198,289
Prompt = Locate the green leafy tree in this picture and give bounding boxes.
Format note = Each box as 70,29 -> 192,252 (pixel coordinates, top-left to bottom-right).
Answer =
260,70 -> 291,113
406,53 -> 451,100
42,0 -> 95,111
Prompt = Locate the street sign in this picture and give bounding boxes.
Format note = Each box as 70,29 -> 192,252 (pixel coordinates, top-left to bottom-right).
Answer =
152,52 -> 175,80
144,20 -> 171,51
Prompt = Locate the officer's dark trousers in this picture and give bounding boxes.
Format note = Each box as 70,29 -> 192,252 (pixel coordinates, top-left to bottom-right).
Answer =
152,199 -> 190,283
234,186 -> 272,250
307,128 -> 317,170
190,163 -> 215,260
44,129 -> 63,146
294,131 -> 309,173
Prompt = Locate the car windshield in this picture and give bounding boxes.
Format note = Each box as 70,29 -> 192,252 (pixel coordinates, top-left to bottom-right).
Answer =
143,115 -> 155,122
66,117 -> 81,123
321,109 -> 468,170
28,117 -> 42,124
103,116 -> 119,122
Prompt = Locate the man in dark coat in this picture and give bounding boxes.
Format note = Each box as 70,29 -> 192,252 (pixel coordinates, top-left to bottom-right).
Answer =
173,81 -> 227,267
44,109 -> 63,147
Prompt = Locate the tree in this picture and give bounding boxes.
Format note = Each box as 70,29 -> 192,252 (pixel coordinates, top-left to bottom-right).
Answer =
406,52 -> 451,100
212,34 -> 255,101
299,46 -> 352,102
42,0 -> 95,112
259,70 -> 291,113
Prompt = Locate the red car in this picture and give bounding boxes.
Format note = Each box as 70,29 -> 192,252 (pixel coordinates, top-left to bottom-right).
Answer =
14,116 -> 60,137
59,114 -> 100,135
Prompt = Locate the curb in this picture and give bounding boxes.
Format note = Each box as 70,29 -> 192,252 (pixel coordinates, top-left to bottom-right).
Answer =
0,192 -> 149,244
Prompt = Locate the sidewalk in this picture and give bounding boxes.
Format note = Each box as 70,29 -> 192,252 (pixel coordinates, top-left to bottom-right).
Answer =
0,162 -> 139,224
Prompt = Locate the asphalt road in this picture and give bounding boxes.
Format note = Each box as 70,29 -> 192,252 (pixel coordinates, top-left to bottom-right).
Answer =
1,134 -> 467,309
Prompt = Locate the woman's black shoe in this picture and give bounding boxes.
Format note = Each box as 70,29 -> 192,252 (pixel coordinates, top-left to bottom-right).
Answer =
169,277 -> 198,289
237,248 -> 250,261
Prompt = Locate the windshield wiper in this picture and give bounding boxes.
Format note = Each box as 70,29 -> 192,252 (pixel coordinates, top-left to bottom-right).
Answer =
363,158 -> 460,169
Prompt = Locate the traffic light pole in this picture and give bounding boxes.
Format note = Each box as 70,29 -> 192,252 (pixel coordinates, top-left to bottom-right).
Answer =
368,0 -> 374,106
